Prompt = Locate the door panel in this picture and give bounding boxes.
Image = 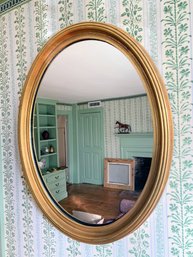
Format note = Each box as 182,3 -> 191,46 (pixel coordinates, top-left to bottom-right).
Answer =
78,109 -> 104,185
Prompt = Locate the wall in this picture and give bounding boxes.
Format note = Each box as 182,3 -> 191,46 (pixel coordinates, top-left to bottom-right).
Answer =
58,96 -> 152,183
0,0 -> 193,256
78,96 -> 152,157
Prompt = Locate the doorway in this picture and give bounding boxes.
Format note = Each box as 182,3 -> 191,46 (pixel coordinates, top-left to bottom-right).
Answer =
57,115 -> 68,168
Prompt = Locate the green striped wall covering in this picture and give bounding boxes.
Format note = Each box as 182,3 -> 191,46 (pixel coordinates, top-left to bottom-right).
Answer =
78,96 -> 152,158
57,104 -> 72,112
0,0 -> 193,256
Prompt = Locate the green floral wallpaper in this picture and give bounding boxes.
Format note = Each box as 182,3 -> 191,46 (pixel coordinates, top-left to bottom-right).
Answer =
161,1 -> 193,256
0,0 -> 193,256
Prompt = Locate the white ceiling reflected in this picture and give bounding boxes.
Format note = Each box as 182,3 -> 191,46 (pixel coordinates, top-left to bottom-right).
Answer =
38,40 -> 145,104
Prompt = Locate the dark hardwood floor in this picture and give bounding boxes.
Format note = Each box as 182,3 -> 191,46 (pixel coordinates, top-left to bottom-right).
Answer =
59,183 -> 140,221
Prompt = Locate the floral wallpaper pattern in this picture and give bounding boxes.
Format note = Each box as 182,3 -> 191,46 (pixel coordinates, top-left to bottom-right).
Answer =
161,1 -> 193,257
0,15 -> 16,257
0,0 -> 193,256
120,0 -> 143,43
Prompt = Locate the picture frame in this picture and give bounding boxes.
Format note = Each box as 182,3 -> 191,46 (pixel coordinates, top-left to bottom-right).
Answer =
104,158 -> 135,190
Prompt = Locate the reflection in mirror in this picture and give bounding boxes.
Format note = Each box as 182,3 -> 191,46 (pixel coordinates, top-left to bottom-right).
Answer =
32,40 -> 153,225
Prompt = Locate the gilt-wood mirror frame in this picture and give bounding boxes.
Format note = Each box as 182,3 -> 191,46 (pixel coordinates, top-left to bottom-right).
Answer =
18,22 -> 173,244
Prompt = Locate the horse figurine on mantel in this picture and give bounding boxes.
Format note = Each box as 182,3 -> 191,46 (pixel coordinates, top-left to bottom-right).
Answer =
115,121 -> 132,134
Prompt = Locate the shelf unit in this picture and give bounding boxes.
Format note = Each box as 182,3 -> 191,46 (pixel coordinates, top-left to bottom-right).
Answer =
33,98 -> 59,170
33,98 -> 68,200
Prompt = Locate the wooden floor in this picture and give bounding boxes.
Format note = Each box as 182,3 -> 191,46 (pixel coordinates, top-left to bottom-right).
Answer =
59,183 -> 140,222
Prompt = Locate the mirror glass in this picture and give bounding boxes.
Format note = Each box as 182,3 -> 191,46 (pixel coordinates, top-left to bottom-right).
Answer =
32,40 -> 153,225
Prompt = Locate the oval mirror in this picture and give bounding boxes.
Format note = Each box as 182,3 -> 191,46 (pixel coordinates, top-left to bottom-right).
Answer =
19,22 -> 173,244
34,39 -> 152,226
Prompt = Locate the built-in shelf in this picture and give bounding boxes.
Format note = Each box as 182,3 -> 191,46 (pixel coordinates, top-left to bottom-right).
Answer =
40,139 -> 56,142
33,99 -> 68,202
39,126 -> 56,129
40,152 -> 57,158
33,99 -> 59,172
39,114 -> 55,117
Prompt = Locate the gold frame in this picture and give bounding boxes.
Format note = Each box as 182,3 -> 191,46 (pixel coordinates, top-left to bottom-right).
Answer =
18,22 -> 173,244
104,158 -> 135,191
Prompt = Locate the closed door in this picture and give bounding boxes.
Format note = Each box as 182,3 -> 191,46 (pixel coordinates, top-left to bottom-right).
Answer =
78,109 -> 104,185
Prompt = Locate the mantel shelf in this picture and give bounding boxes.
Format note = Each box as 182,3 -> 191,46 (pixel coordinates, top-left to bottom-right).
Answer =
115,132 -> 153,137
40,152 -> 57,158
118,132 -> 153,159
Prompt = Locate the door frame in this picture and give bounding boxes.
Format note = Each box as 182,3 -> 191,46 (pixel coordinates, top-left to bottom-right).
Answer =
56,108 -> 74,183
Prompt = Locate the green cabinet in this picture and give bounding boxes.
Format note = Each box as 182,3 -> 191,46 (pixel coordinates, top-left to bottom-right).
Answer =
43,169 -> 67,201
33,98 -> 68,200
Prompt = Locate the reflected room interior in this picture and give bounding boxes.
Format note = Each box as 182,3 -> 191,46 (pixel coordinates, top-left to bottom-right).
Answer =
32,40 -> 153,225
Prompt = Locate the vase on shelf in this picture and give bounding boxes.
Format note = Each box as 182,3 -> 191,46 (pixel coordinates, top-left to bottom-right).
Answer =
42,130 -> 49,140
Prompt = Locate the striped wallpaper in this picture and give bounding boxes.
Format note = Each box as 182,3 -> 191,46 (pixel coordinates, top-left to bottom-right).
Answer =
0,0 -> 193,256
77,95 -> 152,157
